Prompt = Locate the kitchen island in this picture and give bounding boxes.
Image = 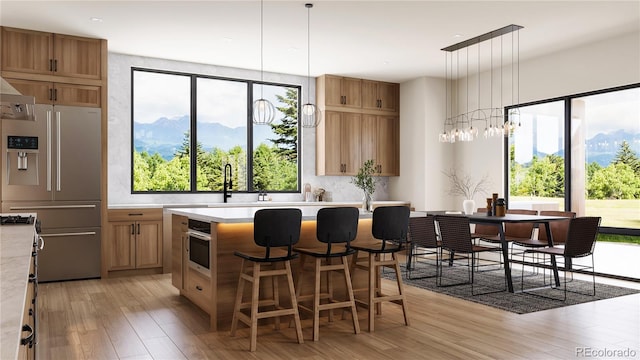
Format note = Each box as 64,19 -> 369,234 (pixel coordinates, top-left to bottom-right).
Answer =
167,203 -> 410,331
0,214 -> 37,360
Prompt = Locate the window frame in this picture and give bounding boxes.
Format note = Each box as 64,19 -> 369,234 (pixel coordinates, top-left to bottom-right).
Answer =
130,67 -> 302,194
504,82 -> 640,235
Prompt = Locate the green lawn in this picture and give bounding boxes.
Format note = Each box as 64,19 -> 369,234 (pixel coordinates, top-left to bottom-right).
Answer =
510,196 -> 640,244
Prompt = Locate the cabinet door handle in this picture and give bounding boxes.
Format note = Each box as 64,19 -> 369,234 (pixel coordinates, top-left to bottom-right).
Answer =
49,88 -> 54,101
130,224 -> 135,235
53,88 -> 58,101
49,59 -> 54,72
53,59 -> 58,72
196,285 -> 203,291
20,324 -> 34,347
137,224 -> 141,235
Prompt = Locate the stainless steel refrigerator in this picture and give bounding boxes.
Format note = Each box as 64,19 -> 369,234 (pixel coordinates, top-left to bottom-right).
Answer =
2,105 -> 101,282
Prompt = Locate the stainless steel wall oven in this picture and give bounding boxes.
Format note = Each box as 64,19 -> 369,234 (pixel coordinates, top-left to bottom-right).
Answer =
187,219 -> 211,276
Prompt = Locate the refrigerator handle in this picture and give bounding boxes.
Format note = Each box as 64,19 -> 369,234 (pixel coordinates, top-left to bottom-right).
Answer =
38,236 -> 45,250
56,111 -> 62,192
46,110 -> 52,192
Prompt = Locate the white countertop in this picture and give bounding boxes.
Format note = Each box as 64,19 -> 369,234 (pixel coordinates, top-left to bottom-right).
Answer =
108,200 -> 409,210
167,205 -> 373,223
167,204 -> 422,223
0,214 -> 37,360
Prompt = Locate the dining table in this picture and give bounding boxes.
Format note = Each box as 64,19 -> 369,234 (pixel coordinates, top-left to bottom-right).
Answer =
426,211 -> 570,293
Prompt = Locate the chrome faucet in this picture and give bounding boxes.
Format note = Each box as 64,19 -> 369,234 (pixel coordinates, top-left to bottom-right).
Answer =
223,163 -> 233,203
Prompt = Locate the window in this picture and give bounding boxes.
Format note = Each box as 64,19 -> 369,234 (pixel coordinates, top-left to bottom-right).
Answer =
131,68 -> 300,193
506,84 -> 640,233
508,101 -> 566,210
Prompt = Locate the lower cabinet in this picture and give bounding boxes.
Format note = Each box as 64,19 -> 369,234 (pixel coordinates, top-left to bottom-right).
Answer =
107,208 -> 163,274
186,267 -> 213,313
19,239 -> 37,360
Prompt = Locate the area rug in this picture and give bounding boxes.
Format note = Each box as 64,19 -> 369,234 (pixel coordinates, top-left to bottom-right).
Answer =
381,263 -> 640,314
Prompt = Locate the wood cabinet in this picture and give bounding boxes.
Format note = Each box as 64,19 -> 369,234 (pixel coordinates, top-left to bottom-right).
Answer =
107,209 -> 163,273
18,243 -> 37,360
361,115 -> 400,176
317,111 -> 361,175
362,80 -> 399,113
318,75 -> 362,109
316,74 -> 400,176
1,27 -> 103,80
171,215 -> 188,290
186,267 -> 213,313
3,78 -> 101,107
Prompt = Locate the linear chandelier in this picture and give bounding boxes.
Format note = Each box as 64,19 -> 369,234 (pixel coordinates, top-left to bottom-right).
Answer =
439,24 -> 523,143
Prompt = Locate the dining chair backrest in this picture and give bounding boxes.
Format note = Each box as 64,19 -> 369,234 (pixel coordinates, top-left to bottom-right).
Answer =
436,215 -> 473,253
316,207 -> 359,245
504,209 -> 538,238
408,214 -> 438,249
254,208 -> 302,257
372,206 -> 410,243
473,207 -> 498,236
564,217 -> 601,258
537,210 -> 576,244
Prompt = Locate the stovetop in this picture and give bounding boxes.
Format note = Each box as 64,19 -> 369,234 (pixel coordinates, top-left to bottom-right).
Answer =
0,215 -> 35,225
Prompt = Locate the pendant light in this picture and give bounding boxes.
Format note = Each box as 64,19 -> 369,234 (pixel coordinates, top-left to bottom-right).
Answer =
301,3 -> 321,128
253,0 -> 275,125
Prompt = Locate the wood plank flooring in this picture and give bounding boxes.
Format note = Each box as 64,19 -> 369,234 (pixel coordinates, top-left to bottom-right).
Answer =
37,272 -> 640,359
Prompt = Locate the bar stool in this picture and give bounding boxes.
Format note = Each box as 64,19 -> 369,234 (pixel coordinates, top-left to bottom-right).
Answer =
293,207 -> 360,341
350,205 -> 411,332
230,208 -> 304,352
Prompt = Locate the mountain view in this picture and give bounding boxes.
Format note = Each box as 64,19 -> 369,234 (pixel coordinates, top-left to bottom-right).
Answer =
134,115 -> 276,160
528,129 -> 639,166
136,116 -> 638,166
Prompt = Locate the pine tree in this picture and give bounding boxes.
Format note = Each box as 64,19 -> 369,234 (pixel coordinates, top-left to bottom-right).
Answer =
613,140 -> 640,175
268,88 -> 298,161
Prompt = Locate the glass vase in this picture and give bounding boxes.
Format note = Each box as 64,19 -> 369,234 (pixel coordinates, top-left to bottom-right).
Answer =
362,192 -> 373,212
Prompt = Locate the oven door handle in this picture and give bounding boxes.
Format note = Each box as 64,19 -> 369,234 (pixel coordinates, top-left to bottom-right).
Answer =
187,231 -> 211,241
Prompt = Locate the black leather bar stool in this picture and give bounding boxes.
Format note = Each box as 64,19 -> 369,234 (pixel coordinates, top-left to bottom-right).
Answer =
293,207 -> 360,341
230,208 -> 304,352
350,205 -> 411,332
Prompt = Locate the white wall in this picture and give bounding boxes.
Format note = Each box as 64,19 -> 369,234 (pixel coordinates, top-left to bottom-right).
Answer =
397,30 -> 640,212
390,77 -> 450,211
107,53 -> 389,206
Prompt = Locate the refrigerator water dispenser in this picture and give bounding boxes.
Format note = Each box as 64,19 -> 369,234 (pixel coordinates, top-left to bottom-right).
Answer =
6,136 -> 39,186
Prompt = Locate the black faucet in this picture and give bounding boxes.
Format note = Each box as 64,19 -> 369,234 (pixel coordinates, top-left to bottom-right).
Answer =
223,163 -> 233,203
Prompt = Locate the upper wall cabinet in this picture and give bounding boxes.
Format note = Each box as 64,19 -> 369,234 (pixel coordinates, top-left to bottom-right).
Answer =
317,75 -> 362,109
316,74 -> 401,176
361,80 -> 399,113
1,27 -> 103,80
4,78 -> 101,107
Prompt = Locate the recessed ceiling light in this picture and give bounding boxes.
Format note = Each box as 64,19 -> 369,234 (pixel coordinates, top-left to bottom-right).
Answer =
90,17 -> 103,22
453,34 -> 462,38
222,37 -> 233,42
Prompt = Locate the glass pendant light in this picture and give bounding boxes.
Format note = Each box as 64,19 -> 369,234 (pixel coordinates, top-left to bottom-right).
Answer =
253,0 -> 275,125
301,3 -> 321,128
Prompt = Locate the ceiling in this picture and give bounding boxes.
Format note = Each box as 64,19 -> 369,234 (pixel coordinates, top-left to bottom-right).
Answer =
1,1 -> 638,83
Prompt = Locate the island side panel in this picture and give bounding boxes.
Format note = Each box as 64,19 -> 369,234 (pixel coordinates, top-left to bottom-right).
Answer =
213,218 -> 374,331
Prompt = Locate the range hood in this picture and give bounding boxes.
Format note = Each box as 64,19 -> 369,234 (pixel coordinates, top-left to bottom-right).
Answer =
1,77 -> 36,121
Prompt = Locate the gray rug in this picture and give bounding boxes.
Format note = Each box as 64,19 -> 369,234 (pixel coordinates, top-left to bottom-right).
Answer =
382,262 -> 640,314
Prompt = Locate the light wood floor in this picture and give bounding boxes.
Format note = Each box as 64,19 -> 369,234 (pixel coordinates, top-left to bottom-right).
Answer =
37,271 -> 640,360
